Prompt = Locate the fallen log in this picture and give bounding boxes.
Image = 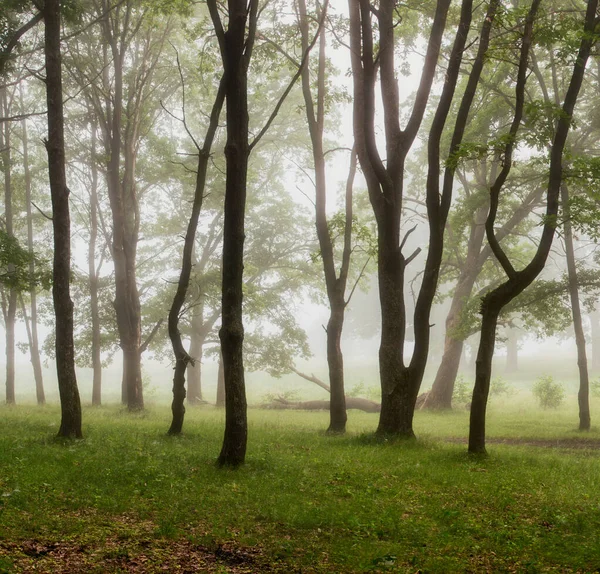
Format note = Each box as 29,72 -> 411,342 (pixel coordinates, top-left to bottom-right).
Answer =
264,396 -> 381,413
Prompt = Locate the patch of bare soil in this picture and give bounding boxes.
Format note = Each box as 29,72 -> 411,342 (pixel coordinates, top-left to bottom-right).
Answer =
445,436 -> 600,450
0,515 -> 291,574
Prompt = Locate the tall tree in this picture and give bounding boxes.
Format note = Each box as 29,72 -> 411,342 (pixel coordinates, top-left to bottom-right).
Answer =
297,0 -> 357,433
468,0 -> 598,454
348,0 -> 497,436
43,0 -> 82,437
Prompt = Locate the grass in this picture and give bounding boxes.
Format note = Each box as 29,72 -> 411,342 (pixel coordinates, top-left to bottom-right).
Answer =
1,402 -> 600,572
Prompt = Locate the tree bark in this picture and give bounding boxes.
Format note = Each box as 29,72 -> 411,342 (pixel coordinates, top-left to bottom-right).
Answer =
43,0 -> 82,438
561,182 -> 590,430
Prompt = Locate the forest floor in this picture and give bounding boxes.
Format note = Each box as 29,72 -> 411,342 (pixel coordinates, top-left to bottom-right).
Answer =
1,402 -> 600,573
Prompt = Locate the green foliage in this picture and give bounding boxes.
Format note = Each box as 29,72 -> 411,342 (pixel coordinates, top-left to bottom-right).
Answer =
489,376 -> 515,398
0,230 -> 51,292
590,379 -> 600,399
452,375 -> 471,405
532,375 -> 565,409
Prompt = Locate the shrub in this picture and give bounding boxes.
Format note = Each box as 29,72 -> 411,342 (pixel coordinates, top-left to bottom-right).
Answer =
591,379 -> 600,398
532,375 -> 565,409
489,376 -> 515,398
452,376 -> 471,405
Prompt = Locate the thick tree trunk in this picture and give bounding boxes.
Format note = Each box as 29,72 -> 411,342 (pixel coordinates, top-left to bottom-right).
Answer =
562,183 -> 590,430
21,107 -> 45,405
213,0 -> 254,467
44,0 -> 82,438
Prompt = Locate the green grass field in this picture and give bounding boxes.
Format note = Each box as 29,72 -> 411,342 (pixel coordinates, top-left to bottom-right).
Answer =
1,400 -> 600,573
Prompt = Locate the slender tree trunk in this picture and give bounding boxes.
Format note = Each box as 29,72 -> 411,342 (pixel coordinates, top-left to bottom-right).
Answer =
216,350 -> 225,407
561,183 -> 590,430
591,310 -> 600,372
468,0 -> 595,453
21,103 -> 45,405
44,0 -> 82,438
89,121 -> 102,406
168,79 -> 224,435
298,0 -> 350,434
426,206 -> 487,409
187,307 -> 205,403
1,89 -> 17,405
505,329 -> 519,373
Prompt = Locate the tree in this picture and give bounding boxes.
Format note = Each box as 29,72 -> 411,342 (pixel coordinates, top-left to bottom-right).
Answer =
167,65 -> 225,434
468,0 -> 598,454
43,0 -> 82,438
348,0 -> 497,437
297,0 -> 358,433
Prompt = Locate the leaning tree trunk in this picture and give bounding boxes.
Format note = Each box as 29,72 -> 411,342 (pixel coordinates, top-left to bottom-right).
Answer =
168,79 -> 224,435
44,0 -> 82,437
561,182 -> 590,430
468,0 -> 596,453
21,104 -> 45,405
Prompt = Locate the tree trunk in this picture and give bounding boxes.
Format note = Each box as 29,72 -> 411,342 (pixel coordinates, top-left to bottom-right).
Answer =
44,0 -> 82,438
21,101 -> 45,405
187,311 -> 205,403
216,349 -> 225,408
89,120 -> 102,406
426,205 -> 487,409
212,0 -> 254,467
298,0 -> 350,434
326,301 -> 347,432
591,310 -> 600,372
469,306 -> 499,454
505,329 -> 519,373
1,89 -> 16,405
168,78 -> 225,435
561,183 -> 590,430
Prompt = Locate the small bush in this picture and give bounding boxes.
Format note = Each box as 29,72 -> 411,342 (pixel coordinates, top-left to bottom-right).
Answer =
452,376 -> 471,405
489,376 -> 515,398
591,379 -> 600,398
532,375 -> 565,409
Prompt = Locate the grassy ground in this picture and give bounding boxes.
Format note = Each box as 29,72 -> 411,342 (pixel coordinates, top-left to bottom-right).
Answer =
1,402 -> 600,573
